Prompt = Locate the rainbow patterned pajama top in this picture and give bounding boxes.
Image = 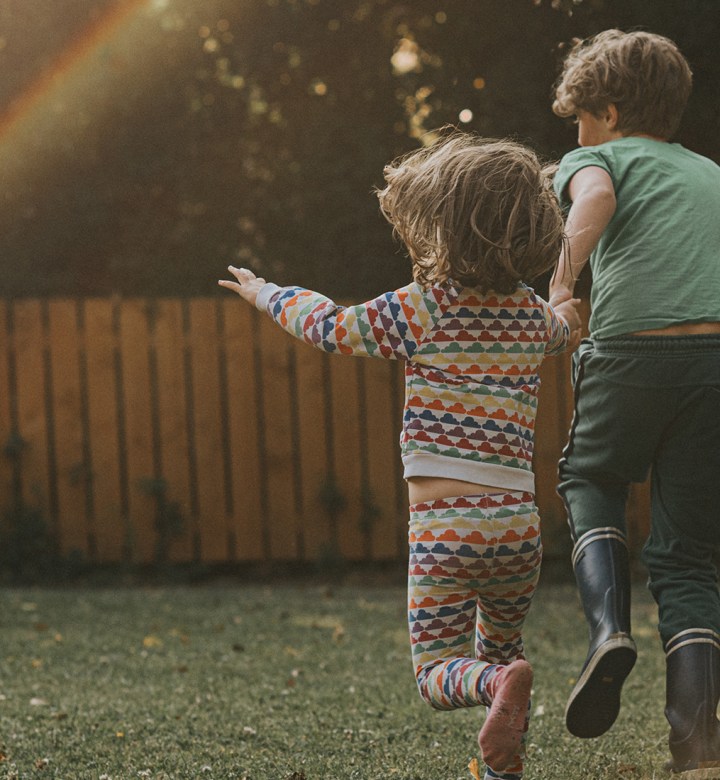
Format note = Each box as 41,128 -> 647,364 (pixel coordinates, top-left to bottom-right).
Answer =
256,280 -> 569,494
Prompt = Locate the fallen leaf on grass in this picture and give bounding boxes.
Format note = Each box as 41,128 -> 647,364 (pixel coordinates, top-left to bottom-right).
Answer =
29,698 -> 48,707
468,757 -> 483,780
142,635 -> 163,649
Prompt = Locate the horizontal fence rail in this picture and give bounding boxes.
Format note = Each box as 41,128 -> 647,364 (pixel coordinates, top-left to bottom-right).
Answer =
0,298 -> 650,566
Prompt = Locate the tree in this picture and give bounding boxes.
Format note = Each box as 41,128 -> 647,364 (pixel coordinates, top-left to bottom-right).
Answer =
0,0 -> 717,298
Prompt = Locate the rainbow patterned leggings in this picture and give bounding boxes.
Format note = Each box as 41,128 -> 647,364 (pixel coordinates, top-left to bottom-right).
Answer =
408,492 -> 542,778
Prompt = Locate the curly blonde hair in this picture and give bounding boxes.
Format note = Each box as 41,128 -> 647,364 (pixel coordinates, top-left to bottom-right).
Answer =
553,29 -> 692,139
376,131 -> 565,294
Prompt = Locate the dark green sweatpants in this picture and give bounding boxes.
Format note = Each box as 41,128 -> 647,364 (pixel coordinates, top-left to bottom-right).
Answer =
558,335 -> 720,646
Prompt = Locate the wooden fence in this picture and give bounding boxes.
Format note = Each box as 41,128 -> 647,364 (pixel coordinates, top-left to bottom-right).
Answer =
0,298 -> 650,566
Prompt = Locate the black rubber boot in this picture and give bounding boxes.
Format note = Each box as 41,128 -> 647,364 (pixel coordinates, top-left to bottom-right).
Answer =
565,527 -> 637,739
666,635 -> 720,778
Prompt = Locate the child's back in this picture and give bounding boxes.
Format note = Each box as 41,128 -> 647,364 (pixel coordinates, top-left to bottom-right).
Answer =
554,135 -> 720,339
222,131 -> 580,780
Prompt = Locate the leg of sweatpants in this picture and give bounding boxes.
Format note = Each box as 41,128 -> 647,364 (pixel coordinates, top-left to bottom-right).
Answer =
558,343 -> 665,541
642,385 -> 720,646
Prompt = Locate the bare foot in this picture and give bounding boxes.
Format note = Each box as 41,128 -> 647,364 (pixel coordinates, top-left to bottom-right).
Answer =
478,660 -> 533,772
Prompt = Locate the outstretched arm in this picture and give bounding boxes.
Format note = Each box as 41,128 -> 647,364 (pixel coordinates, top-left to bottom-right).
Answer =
550,165 -> 616,300
219,266 -> 450,360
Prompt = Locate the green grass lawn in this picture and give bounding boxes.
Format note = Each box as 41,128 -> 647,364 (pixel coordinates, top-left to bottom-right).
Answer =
0,575 -> 669,779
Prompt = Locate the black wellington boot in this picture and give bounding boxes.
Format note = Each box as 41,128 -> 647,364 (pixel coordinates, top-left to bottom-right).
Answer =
565,527 -> 637,739
666,636 -> 720,778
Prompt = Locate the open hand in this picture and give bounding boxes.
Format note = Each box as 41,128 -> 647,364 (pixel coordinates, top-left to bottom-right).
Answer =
218,266 -> 266,307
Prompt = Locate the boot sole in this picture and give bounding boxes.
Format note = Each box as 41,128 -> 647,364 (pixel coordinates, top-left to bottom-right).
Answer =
565,636 -> 637,738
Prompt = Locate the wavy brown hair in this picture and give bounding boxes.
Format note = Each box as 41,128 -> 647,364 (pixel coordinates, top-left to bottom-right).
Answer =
376,131 -> 565,294
553,29 -> 692,139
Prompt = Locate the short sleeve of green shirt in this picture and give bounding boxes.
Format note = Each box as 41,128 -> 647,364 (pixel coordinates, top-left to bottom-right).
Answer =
554,146 -> 613,213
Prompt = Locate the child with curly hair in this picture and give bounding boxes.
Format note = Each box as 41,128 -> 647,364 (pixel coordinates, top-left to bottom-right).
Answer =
221,131 -> 580,779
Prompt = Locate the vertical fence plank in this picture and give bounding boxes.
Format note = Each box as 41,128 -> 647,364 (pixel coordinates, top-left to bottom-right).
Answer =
188,299 -> 228,562
327,356 -> 365,561
534,306 -> 583,554
364,358 -> 404,560
48,300 -> 90,557
0,302 -> 14,512
535,354 -> 573,544
153,299 -> 194,562
627,480 -> 652,551
258,315 -> 299,560
118,300 -> 156,563
223,300 -> 264,561
12,300 -> 51,522
293,343 -> 332,562
83,299 -> 125,562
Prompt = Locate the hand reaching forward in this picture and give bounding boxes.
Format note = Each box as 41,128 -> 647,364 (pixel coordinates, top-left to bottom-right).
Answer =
218,266 -> 267,307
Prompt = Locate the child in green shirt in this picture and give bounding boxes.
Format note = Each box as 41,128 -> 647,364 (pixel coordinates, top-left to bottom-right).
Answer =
551,29 -> 720,777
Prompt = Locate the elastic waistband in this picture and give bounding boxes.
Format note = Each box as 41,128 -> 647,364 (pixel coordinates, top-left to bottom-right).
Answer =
593,334 -> 720,356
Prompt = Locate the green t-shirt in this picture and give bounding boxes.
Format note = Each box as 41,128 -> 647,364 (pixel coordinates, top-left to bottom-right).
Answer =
554,137 -> 720,339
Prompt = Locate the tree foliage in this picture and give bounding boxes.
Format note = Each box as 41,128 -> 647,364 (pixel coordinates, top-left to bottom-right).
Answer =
0,0 -> 717,299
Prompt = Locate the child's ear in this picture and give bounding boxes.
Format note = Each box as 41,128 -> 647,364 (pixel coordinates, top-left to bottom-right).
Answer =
605,104 -> 619,131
